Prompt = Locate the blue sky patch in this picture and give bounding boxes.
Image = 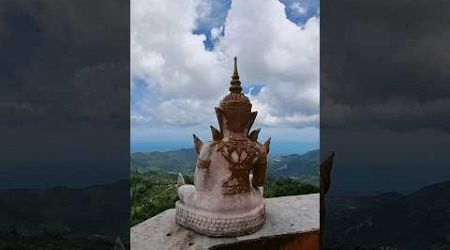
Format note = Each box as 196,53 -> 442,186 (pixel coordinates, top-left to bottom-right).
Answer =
131,77 -> 162,114
192,0 -> 231,50
279,0 -> 319,25
243,84 -> 264,96
192,0 -> 318,51
131,77 -> 147,107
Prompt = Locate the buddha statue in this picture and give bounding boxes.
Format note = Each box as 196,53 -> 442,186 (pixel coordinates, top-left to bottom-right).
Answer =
175,57 -> 270,237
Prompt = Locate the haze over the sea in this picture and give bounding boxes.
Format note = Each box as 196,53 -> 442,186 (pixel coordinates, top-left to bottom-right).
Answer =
131,141 -> 318,156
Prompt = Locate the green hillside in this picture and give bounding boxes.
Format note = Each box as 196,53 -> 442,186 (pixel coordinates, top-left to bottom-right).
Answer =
131,148 -> 197,175
325,181 -> 450,250
0,180 -> 129,249
269,149 -> 319,177
131,148 -> 319,183
130,171 -> 319,226
130,148 -> 320,226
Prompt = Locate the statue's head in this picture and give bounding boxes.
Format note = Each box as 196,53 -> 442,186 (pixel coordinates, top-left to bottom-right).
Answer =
215,57 -> 258,135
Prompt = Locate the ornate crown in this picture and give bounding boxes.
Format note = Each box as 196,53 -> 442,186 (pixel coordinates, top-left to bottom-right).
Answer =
215,57 -> 256,134
219,57 -> 252,112
195,57 -> 270,151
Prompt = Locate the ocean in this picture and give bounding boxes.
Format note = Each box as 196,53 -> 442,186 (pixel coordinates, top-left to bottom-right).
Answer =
131,140 -> 319,156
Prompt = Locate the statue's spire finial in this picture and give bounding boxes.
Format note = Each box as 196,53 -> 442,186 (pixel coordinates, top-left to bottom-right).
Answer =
233,57 -> 238,77
230,56 -> 242,93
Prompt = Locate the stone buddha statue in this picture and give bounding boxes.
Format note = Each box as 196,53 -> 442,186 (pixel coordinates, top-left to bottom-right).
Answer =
175,57 -> 270,237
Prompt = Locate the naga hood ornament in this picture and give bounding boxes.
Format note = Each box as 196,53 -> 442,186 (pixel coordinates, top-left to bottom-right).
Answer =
175,57 -> 270,237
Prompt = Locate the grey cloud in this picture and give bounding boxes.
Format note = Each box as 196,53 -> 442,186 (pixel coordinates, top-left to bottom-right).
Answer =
0,0 -> 129,187
321,0 -> 450,133
0,0 -> 129,129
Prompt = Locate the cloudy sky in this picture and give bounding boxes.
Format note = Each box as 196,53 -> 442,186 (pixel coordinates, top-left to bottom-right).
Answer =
321,0 -> 450,195
131,0 -> 320,154
0,0 -> 129,188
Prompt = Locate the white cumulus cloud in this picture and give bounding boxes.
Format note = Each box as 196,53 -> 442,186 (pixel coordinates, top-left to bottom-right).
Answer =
131,0 -> 319,129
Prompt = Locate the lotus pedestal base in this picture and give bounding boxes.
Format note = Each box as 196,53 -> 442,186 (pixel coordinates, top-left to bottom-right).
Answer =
175,201 -> 266,237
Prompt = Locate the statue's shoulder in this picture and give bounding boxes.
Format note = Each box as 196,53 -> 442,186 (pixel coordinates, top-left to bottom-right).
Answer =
253,138 -> 271,157
253,142 -> 267,156
209,139 -> 225,151
254,141 -> 264,149
199,141 -> 214,153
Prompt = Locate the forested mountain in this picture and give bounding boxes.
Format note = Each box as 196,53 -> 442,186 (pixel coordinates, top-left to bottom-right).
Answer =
131,148 -> 319,180
325,181 -> 450,250
0,180 -> 129,245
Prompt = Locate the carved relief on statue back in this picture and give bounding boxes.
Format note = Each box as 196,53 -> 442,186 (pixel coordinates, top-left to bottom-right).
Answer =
215,138 -> 260,195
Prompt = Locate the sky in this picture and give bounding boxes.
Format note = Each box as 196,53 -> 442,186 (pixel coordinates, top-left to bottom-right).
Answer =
321,0 -> 450,195
131,0 -> 320,154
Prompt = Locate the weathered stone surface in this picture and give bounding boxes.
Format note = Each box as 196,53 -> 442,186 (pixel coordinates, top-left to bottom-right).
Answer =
131,194 -> 319,250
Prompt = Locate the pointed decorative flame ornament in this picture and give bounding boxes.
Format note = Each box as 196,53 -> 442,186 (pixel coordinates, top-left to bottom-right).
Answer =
175,57 -> 270,237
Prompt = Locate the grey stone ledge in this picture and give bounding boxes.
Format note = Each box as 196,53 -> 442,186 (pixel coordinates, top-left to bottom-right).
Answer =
131,193 -> 319,250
